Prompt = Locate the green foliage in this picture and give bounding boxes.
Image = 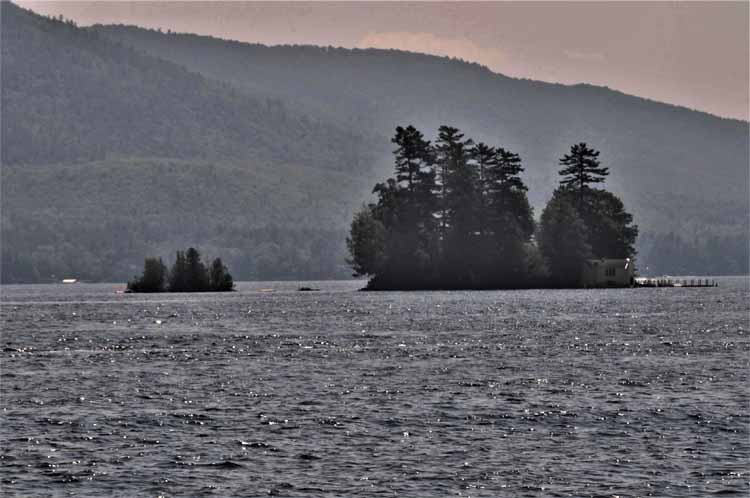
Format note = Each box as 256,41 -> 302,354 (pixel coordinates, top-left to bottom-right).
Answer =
436,126 -> 478,282
484,146 -> 536,283
558,143 -> 609,194
350,125 -> 537,289
537,145 -> 638,285
346,206 -> 386,277
354,131 -> 642,288
574,189 -> 639,259
128,248 -> 234,292
0,160 -> 356,283
392,125 -> 434,192
168,248 -> 209,292
168,251 -> 188,292
127,257 -> 167,292
538,190 -> 592,286
379,126 -> 439,285
184,248 -> 210,292
209,257 -> 235,292
552,145 -> 638,261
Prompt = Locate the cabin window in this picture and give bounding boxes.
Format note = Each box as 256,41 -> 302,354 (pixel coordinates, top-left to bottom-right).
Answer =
605,267 -> 616,277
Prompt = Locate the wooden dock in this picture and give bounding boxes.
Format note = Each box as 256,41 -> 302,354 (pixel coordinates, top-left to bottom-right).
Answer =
634,277 -> 718,288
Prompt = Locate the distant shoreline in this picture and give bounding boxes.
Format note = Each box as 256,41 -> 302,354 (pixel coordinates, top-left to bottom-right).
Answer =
2,275 -> 747,287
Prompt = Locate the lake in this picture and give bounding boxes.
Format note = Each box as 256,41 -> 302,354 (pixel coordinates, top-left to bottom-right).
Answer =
1,278 -> 748,497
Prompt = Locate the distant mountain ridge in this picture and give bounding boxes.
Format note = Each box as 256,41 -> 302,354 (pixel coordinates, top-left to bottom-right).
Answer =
1,2 -> 747,282
1,3 -> 376,171
93,24 -> 749,223
1,2 -> 382,282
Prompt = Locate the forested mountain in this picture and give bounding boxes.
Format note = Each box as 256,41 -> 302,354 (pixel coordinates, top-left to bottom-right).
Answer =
2,3 -> 377,171
96,24 -> 748,203
92,24 -> 750,276
1,2 -> 747,282
1,3 -> 381,282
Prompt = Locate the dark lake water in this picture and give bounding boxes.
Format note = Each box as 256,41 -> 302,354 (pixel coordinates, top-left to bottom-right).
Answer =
1,278 -> 748,497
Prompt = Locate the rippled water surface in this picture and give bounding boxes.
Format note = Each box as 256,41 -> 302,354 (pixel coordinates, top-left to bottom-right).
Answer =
1,278 -> 748,497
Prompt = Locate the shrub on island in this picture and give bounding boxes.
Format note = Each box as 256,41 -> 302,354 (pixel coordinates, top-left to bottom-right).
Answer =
127,247 -> 234,292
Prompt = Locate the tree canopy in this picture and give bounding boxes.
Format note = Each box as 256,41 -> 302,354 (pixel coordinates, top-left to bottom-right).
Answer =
538,144 -> 638,286
537,191 -> 592,286
125,257 -> 167,293
350,128 -> 640,289
128,247 -> 234,292
557,142 -> 609,194
349,125 -> 537,289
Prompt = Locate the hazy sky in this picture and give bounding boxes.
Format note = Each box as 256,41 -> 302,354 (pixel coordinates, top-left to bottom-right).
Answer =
17,1 -> 749,121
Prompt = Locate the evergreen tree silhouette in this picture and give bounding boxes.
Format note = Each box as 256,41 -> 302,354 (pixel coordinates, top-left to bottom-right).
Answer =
558,143 -> 609,200
127,257 -> 167,292
184,247 -> 209,292
538,190 -> 592,286
169,250 -> 188,292
209,257 -> 235,291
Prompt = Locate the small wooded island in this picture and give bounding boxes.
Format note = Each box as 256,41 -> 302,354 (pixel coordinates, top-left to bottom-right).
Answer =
347,125 -> 638,290
128,247 -> 234,292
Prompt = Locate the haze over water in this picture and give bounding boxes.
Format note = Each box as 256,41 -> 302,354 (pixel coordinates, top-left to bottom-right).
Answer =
1,279 -> 748,496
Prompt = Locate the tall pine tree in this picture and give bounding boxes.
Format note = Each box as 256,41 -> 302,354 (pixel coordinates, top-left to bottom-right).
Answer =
558,143 -> 609,200
484,146 -> 534,285
208,257 -> 234,291
184,247 -> 209,292
392,125 -> 432,193
435,126 -> 478,283
169,250 -> 188,292
557,143 -> 638,260
471,142 -> 496,238
369,126 -> 438,287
